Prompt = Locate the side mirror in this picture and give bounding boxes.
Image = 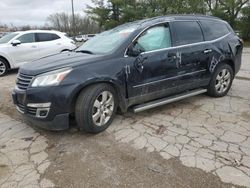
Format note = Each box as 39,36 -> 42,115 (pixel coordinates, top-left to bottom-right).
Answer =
127,44 -> 143,57
11,40 -> 21,46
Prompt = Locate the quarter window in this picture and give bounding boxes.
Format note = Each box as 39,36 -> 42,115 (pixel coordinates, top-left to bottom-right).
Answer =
200,20 -> 230,41
36,33 -> 60,42
134,25 -> 171,52
171,21 -> 204,46
17,33 -> 35,43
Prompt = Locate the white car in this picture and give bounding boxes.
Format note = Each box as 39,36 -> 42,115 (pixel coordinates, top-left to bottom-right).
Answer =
75,35 -> 84,42
82,34 -> 96,42
0,30 -> 76,76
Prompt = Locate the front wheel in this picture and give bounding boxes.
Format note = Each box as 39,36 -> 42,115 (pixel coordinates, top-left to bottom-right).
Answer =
207,63 -> 234,97
75,84 -> 117,133
0,58 -> 8,76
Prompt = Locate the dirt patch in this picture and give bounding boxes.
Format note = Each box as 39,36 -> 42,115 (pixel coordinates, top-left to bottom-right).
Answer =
44,131 -> 236,188
0,164 -> 10,179
241,111 -> 250,122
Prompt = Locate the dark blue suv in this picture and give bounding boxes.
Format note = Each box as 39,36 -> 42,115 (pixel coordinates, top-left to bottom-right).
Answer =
12,15 -> 243,133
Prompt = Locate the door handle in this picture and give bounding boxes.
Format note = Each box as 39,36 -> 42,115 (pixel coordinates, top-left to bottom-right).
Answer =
31,45 -> 37,48
135,55 -> 147,73
167,52 -> 177,61
168,55 -> 177,61
204,49 -> 212,54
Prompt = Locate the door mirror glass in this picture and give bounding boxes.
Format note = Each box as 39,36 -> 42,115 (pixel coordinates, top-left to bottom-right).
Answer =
11,40 -> 21,46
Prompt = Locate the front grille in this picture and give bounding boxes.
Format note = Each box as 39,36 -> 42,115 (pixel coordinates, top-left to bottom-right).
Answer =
17,103 -> 37,116
16,73 -> 33,90
27,107 -> 37,116
17,103 -> 25,113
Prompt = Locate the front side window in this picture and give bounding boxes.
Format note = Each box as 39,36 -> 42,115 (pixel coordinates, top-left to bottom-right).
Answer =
134,25 -> 171,52
172,21 -> 204,46
0,33 -> 19,44
17,33 -> 35,43
36,33 -> 60,42
200,20 -> 230,41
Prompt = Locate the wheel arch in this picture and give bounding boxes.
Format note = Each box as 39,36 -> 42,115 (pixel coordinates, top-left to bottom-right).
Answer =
220,59 -> 235,76
0,55 -> 11,69
70,79 -> 128,115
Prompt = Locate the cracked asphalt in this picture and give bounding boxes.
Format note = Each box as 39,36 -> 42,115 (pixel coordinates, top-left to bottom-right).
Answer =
0,114 -> 53,188
0,49 -> 249,188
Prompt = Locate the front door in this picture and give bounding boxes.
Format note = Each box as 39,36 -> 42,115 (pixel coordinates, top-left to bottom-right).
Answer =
126,24 -> 180,104
9,33 -> 39,67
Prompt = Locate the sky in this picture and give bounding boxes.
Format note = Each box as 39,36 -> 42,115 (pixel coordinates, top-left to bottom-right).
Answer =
0,0 -> 93,26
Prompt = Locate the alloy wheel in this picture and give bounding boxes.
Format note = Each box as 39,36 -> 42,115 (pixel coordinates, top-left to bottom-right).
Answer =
0,61 -> 6,75
92,91 -> 114,126
215,69 -> 231,94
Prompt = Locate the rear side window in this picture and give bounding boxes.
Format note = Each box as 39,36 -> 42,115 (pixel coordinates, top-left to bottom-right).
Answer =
171,21 -> 203,46
36,33 -> 60,42
17,33 -> 35,43
200,20 -> 230,41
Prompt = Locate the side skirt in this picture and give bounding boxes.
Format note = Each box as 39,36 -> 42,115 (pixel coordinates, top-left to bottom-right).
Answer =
133,88 -> 207,113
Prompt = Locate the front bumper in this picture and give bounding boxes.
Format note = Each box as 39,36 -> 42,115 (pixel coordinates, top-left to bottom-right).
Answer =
11,85 -> 75,130
23,112 -> 70,131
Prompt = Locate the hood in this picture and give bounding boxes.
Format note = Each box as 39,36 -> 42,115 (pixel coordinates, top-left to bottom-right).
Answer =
20,52 -> 105,75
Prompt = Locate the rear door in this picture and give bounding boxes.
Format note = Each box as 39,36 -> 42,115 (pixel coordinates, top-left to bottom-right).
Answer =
36,33 -> 62,58
8,33 -> 39,66
169,21 -> 210,91
199,20 -> 232,73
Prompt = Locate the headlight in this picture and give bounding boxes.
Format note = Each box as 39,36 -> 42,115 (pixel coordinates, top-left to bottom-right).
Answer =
31,68 -> 72,87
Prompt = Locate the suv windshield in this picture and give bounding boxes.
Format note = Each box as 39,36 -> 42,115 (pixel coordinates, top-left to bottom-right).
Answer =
0,33 -> 19,44
76,24 -> 138,54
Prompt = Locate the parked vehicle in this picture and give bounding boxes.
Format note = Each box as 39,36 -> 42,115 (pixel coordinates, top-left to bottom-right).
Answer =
0,30 -> 76,76
12,15 -> 243,133
75,35 -> 84,42
82,34 -> 96,42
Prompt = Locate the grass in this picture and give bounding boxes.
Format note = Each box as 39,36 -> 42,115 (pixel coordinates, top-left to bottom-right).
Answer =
244,41 -> 250,48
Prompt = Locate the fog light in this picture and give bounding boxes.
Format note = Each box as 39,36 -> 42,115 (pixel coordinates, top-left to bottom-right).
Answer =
36,108 -> 50,118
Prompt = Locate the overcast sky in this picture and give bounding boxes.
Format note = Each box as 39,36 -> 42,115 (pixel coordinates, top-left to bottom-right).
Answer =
0,0 -> 93,26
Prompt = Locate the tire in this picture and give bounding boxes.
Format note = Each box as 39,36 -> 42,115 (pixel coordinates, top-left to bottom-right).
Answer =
207,63 -> 234,97
75,84 -> 118,133
0,58 -> 8,77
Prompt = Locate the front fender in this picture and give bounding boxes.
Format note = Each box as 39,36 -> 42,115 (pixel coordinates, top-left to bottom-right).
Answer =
0,51 -> 14,68
68,76 -> 128,113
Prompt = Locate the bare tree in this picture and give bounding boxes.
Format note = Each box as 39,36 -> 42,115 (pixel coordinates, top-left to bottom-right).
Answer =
47,12 -> 100,36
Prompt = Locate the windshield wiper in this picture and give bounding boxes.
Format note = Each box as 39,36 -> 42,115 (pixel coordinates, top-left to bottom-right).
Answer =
75,50 -> 94,54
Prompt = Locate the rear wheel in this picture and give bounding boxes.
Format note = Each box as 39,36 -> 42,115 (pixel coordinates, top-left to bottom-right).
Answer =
0,58 -> 8,76
75,84 -> 117,133
207,63 -> 234,97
